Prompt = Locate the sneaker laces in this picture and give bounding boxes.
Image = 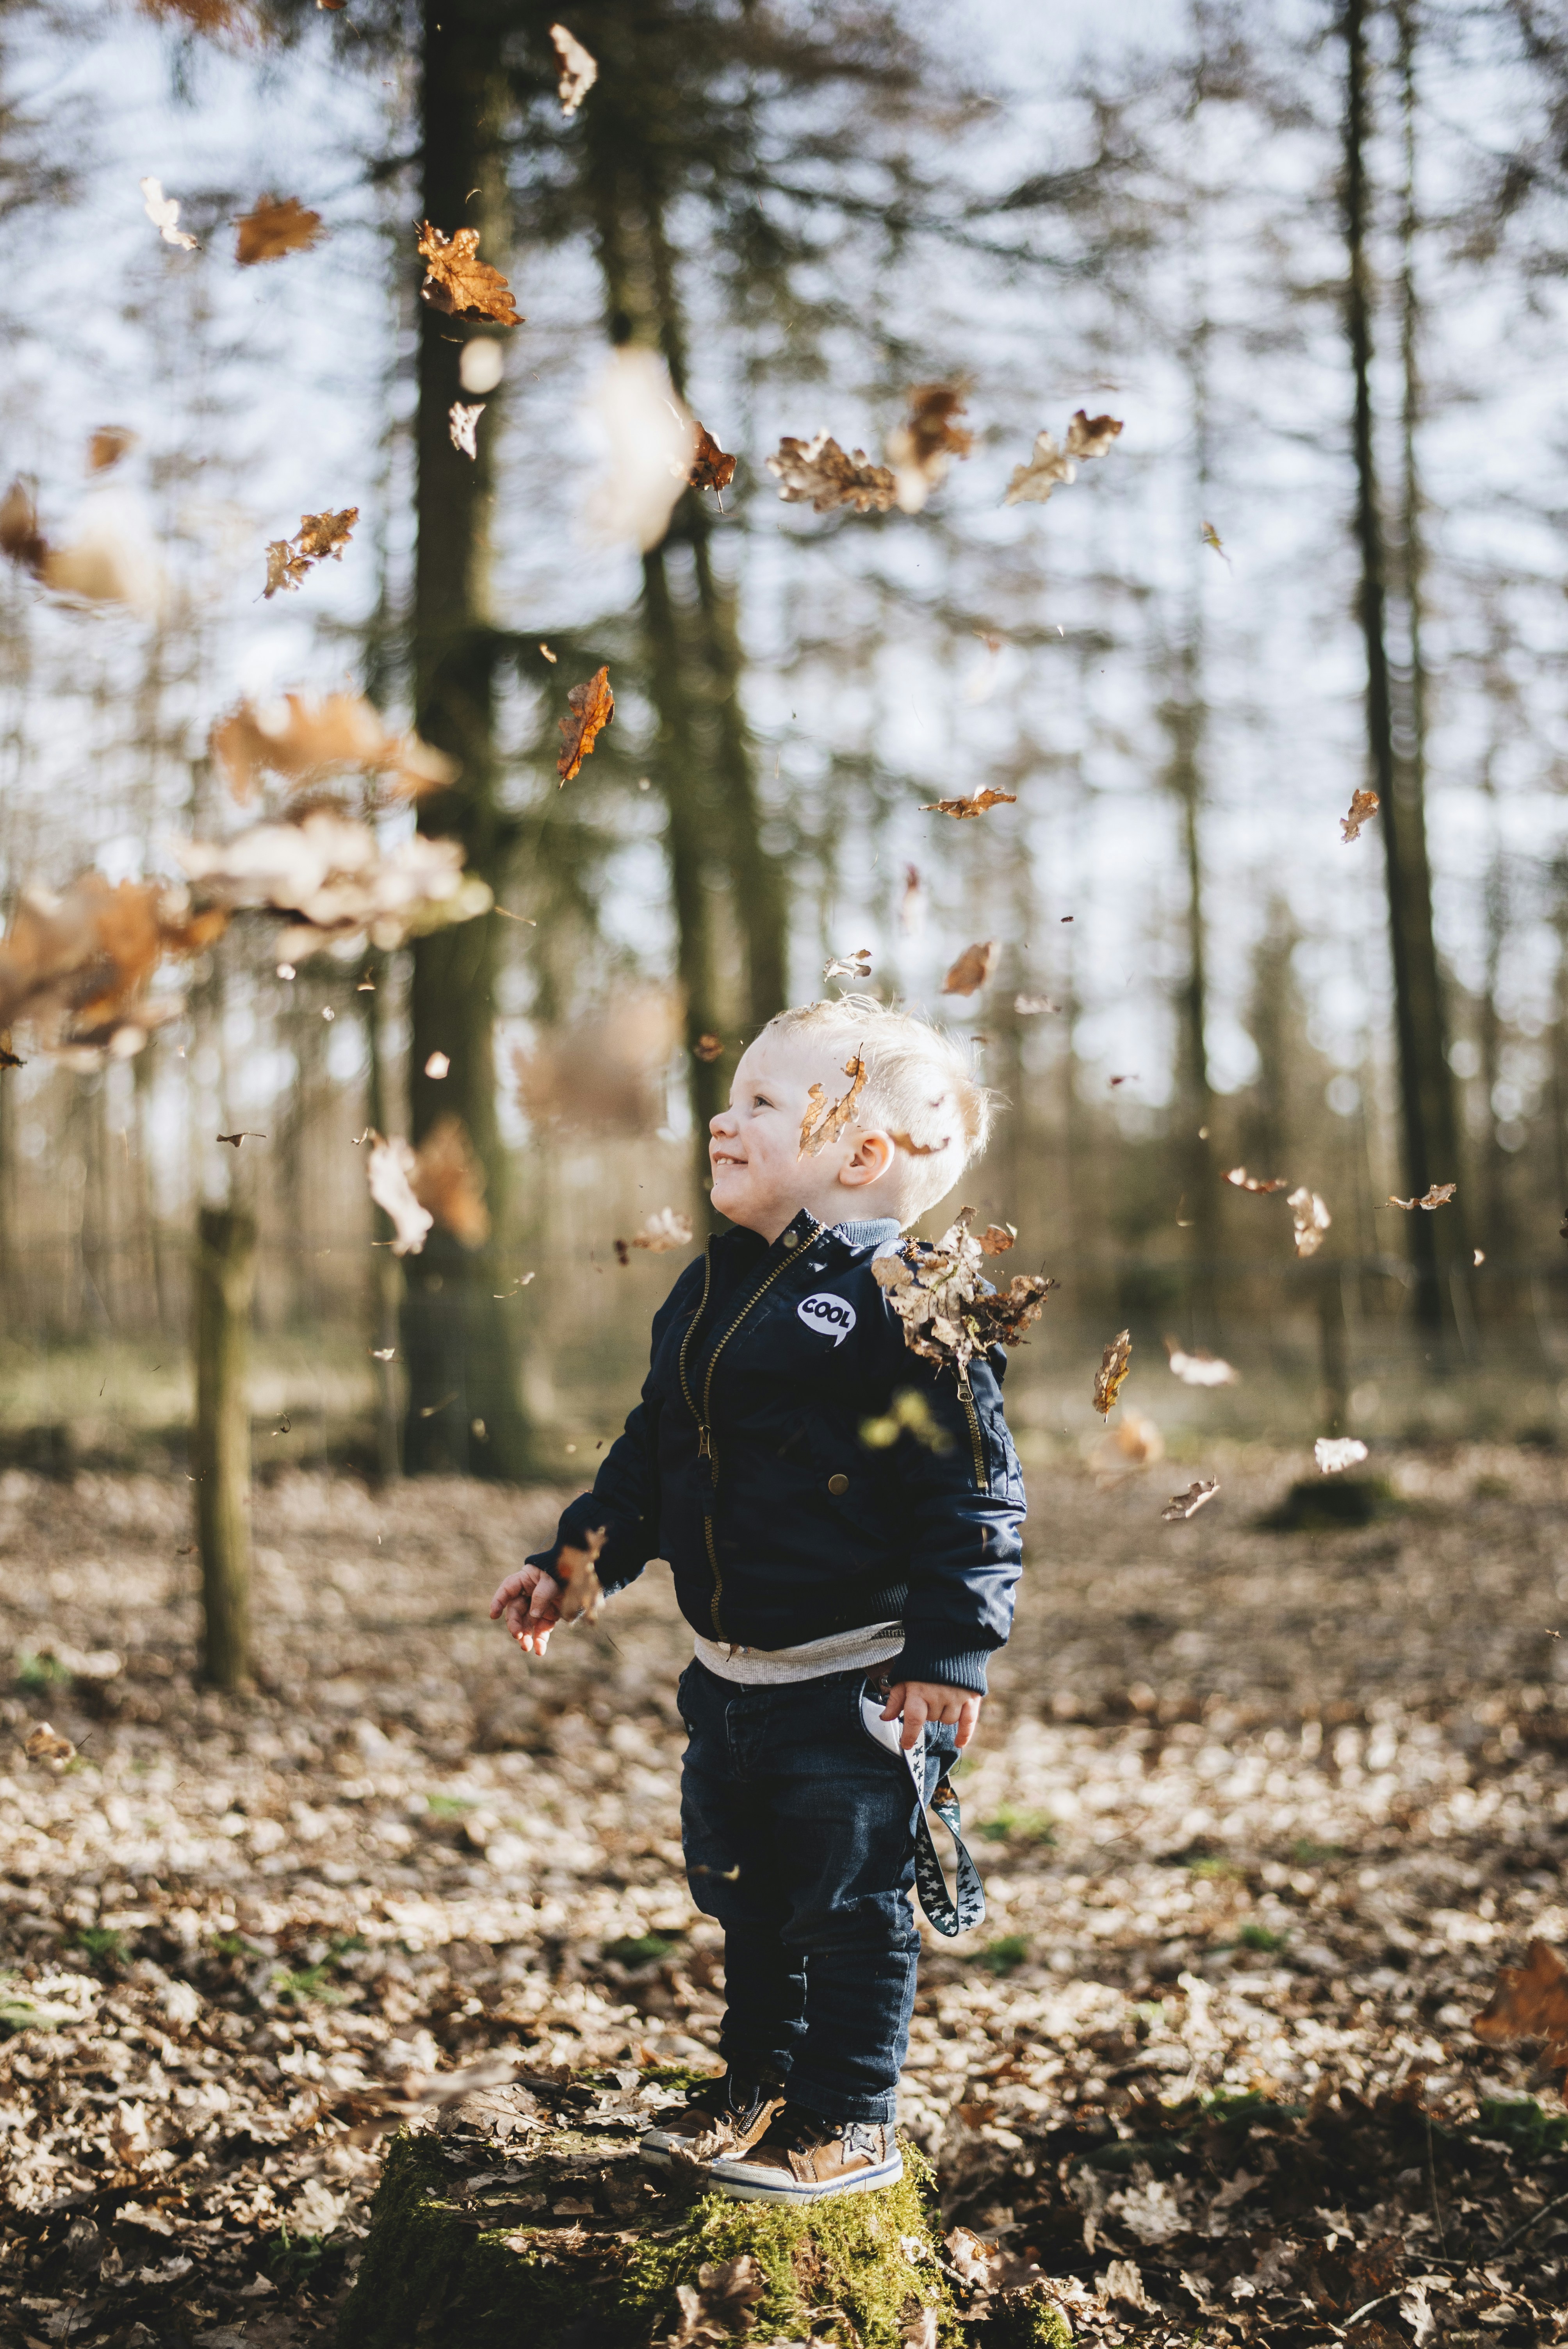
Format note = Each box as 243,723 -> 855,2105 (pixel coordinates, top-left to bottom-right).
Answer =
757,2099 -> 834,2153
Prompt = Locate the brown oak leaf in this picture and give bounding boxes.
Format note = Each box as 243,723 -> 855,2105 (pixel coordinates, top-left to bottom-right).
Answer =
550,22 -> 598,116
873,1208 -> 1055,1381
1385,1183 -> 1456,1211
554,1526 -> 607,1626
942,940 -> 998,996
1224,1167 -> 1292,1194
1342,787 -> 1380,843
88,426 -> 137,474
557,666 -> 614,784
1094,1328 -> 1132,1417
693,1034 -> 723,1063
23,1722 -> 76,1764
1474,1940 -> 1568,2095
1004,409 -> 1122,506
0,873 -> 225,1059
888,382 -> 974,513
235,195 -> 323,266
688,422 -> 736,493
263,508 -> 357,599
766,432 -> 897,514
210,691 -> 455,802
979,1224 -> 1016,1254
417,221 -> 523,326
799,1051 -> 868,1158
1162,1478 -> 1220,1522
920,788 -> 1016,819
412,1114 -> 490,1248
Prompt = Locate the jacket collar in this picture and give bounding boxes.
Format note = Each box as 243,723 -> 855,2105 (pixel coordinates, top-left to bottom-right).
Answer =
713,1212 -> 901,1265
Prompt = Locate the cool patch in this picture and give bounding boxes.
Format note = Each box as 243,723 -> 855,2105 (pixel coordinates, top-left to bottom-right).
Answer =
797,1292 -> 857,1347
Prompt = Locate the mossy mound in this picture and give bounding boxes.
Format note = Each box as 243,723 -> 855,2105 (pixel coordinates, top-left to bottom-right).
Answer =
1259,1475 -> 1399,1533
337,2069 -> 984,2349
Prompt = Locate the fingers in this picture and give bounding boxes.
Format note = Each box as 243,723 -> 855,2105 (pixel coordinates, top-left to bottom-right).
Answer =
488,1569 -> 529,1620
954,1695 -> 982,1751
900,1690 -> 930,1751
879,1684 -> 905,1723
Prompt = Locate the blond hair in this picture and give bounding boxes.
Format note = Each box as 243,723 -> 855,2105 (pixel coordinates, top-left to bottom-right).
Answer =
762,993 -> 995,1224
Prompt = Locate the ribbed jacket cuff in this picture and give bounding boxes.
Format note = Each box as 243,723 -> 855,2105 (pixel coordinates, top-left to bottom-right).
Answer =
886,1643 -> 994,1697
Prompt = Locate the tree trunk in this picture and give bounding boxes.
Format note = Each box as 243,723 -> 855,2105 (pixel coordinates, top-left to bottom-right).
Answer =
362,952 -> 403,1482
1343,0 -> 1465,1337
194,1206 -> 255,1690
404,0 -> 530,1475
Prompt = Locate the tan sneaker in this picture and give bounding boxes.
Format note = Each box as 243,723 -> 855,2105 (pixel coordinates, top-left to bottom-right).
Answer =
638,2070 -> 787,2167
707,2101 -> 903,2203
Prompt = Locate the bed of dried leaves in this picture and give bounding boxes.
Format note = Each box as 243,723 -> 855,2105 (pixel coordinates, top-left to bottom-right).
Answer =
4,1443 -> 1568,2347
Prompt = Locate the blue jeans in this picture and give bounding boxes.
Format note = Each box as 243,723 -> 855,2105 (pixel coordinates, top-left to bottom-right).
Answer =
677,1657 -> 956,2126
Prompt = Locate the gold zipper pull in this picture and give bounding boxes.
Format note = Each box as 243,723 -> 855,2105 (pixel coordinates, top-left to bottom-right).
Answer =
697,1426 -> 711,1460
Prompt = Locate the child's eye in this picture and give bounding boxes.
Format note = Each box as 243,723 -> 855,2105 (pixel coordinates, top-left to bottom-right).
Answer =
752,1094 -> 772,1110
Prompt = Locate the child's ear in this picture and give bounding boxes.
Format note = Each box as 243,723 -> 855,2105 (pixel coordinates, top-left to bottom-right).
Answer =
841,1129 -> 895,1188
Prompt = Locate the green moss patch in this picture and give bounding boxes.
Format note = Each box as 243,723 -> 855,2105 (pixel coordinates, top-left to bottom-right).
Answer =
338,2088 -> 957,2349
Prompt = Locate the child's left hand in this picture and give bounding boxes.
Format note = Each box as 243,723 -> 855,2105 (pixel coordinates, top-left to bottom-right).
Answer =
880,1681 -> 982,1752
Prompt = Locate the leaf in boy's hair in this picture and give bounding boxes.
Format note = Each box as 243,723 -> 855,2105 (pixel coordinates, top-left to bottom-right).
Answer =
798,1052 -> 867,1157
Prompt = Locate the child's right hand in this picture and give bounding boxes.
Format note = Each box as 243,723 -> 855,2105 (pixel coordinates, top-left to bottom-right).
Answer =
488,1562 -> 563,1656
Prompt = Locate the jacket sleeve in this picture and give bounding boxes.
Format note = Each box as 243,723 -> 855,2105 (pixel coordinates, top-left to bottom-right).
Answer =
524,1255 -> 705,1594
878,1312 -> 1026,1698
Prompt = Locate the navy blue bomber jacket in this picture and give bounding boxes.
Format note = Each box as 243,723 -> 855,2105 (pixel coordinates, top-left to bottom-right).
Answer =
527,1212 -> 1027,1695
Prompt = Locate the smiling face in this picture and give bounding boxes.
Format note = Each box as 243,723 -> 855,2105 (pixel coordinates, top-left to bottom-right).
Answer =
708,1032 -> 900,1242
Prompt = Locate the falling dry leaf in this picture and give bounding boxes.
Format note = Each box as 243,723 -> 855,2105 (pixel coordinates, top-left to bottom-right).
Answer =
0,477 -> 163,614
140,175 -> 197,250
211,692 -> 455,804
175,811 -> 491,956
216,1132 -> 264,1148
366,1134 -> 433,1256
449,401 -> 485,459
88,426 -> 137,474
920,788 -> 1017,819
1094,1329 -> 1132,1418
1342,787 -> 1380,843
554,1527 -> 607,1626
1315,1437 -> 1369,1474
823,947 -> 872,981
1162,1479 -> 1219,1522
557,666 -> 614,784
417,221 -> 523,325
1289,1186 -> 1331,1257
1223,1167 -> 1292,1194
1386,1183 -> 1456,1210
766,432 -> 897,514
0,874 -> 225,1060
23,1722 -> 75,1765
942,940 -> 998,997
1165,1340 -> 1237,1388
1003,409 -> 1121,506
979,1224 -> 1016,1255
550,22 -> 598,115
423,1052 -> 450,1080
411,1115 -> 490,1248
235,195 -> 322,265
263,508 -> 357,599
1013,994 -> 1058,1016
688,423 -> 736,493
371,1346 -> 396,1361
874,1208 -> 1055,1382
614,1208 -> 693,1264
538,642 -> 557,663
887,382 -> 974,514
1474,1247 -> 1486,1265
1474,1940 -> 1568,2094
799,1051 -> 868,1158
693,1034 -> 723,1062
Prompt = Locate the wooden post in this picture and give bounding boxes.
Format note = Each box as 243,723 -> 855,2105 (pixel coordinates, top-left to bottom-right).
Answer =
194,1206 -> 256,1689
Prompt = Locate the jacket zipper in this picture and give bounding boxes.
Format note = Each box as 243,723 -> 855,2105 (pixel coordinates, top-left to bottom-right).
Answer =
681,1219 -> 822,1640
959,1388 -> 987,1491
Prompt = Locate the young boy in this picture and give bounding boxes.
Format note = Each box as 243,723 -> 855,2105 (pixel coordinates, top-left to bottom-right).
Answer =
488,997 -> 1026,2203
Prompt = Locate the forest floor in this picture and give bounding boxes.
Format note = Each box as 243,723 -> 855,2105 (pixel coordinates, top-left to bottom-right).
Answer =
3,1442 -> 1568,2346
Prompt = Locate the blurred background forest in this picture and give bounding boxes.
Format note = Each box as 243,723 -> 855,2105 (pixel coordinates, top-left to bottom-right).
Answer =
4,0 -> 1568,1494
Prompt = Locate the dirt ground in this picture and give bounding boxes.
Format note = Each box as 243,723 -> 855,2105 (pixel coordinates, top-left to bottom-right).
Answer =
4,1442 -> 1568,2345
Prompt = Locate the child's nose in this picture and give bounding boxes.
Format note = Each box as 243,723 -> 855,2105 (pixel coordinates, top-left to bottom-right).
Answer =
709,1109 -> 737,1136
